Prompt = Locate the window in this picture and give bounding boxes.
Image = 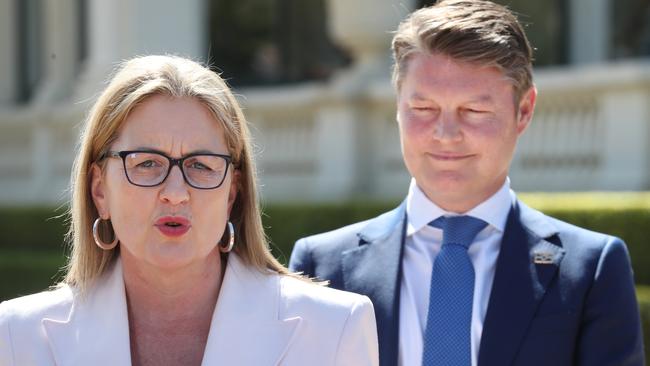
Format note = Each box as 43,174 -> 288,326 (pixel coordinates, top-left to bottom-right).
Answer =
208,0 -> 350,86
611,0 -> 650,59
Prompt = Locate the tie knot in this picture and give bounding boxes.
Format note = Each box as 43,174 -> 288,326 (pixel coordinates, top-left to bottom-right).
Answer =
429,215 -> 487,249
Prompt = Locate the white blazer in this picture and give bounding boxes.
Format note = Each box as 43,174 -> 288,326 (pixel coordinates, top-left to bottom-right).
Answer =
0,253 -> 378,365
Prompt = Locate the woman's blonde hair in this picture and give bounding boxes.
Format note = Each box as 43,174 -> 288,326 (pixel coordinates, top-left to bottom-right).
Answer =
64,55 -> 289,293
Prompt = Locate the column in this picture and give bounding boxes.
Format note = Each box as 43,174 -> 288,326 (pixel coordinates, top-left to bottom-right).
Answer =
569,0 -> 609,64
325,0 -> 415,197
33,0 -> 79,104
0,0 -> 17,105
599,87 -> 650,189
72,0 -> 130,100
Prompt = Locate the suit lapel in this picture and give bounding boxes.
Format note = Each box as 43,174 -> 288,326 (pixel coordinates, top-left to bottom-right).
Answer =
43,259 -> 133,366
341,202 -> 406,366
43,255 -> 299,366
201,253 -> 300,366
478,201 -> 565,366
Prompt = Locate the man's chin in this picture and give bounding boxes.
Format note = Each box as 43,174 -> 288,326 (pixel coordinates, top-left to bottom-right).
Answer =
418,178 -> 481,212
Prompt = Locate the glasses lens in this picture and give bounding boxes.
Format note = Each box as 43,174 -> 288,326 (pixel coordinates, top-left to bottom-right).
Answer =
183,155 -> 229,188
123,152 -> 169,186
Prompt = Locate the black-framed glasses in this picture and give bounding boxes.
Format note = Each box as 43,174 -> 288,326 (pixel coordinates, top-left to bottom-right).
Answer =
102,150 -> 233,190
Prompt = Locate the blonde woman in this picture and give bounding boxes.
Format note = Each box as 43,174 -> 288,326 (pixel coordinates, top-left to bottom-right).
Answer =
0,55 -> 378,366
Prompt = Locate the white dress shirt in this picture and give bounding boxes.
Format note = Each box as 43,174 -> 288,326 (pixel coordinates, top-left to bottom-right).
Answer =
398,178 -> 515,366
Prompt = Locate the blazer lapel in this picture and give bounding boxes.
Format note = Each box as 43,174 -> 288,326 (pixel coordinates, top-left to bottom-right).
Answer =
43,259 -> 132,366
201,253 -> 300,366
478,200 -> 565,366
341,202 -> 406,366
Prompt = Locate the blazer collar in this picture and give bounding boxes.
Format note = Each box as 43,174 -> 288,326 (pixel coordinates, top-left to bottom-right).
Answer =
345,201 -> 407,366
42,254 -> 300,366
478,200 -> 565,366
42,259 -> 132,365
201,253 -> 300,366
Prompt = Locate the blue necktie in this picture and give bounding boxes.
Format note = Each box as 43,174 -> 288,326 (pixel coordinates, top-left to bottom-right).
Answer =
422,216 -> 488,366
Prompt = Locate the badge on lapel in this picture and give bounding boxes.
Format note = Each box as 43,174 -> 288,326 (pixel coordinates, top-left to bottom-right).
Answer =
533,251 -> 555,264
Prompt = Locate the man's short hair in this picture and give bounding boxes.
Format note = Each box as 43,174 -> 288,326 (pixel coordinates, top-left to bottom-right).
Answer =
392,0 -> 534,102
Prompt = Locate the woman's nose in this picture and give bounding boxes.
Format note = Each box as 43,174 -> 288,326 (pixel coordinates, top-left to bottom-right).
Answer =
159,165 -> 190,205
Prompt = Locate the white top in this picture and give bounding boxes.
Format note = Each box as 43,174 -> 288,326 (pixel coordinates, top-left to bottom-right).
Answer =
398,178 -> 514,366
0,253 -> 378,366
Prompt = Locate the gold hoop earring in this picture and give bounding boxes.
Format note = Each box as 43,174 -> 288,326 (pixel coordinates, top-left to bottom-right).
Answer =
92,218 -> 118,250
219,221 -> 235,253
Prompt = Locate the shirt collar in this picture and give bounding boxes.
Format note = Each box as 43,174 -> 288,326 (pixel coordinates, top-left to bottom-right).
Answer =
406,177 -> 513,236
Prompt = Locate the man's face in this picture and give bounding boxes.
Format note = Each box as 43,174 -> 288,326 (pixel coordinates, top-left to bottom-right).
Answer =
397,52 -> 536,213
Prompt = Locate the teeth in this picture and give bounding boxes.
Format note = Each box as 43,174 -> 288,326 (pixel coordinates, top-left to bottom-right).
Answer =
166,222 -> 181,227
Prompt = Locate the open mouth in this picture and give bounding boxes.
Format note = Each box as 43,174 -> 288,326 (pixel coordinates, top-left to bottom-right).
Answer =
155,216 -> 191,237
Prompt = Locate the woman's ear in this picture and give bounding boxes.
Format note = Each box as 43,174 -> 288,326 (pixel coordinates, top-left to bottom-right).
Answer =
227,169 -> 240,216
90,163 -> 109,219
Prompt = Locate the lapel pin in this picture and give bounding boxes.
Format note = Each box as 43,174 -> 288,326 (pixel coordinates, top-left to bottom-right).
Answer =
533,251 -> 554,265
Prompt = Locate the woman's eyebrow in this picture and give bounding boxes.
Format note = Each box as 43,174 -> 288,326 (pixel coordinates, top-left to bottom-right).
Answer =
129,147 -> 219,156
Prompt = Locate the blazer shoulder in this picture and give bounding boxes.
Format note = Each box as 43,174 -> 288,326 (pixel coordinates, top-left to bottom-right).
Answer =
280,275 -> 373,315
278,275 -> 379,366
0,286 -> 73,361
1,286 -> 73,324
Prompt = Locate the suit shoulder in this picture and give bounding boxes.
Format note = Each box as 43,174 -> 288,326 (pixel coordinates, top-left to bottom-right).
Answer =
526,208 -> 631,276
295,203 -> 405,255
519,202 -> 622,248
544,214 -> 622,247
0,286 -> 73,326
297,219 -> 370,251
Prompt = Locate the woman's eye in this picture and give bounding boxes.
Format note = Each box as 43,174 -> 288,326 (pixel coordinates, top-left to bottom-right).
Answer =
190,162 -> 212,171
137,160 -> 158,168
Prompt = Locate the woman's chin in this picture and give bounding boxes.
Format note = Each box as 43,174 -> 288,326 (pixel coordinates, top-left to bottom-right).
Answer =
143,244 -> 201,270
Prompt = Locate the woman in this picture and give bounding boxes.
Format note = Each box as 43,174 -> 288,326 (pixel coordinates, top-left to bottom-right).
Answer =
0,55 -> 378,366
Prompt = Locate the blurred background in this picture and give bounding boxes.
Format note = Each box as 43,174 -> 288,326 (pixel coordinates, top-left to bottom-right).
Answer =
1,0 -> 649,205
0,0 -> 649,333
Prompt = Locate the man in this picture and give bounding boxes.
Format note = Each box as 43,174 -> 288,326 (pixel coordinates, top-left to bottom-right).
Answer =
289,1 -> 645,365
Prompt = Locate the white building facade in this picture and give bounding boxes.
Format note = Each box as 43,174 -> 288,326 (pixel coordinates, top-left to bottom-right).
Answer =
0,0 -> 649,205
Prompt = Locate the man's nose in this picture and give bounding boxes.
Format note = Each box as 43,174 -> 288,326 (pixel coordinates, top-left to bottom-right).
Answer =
433,111 -> 462,142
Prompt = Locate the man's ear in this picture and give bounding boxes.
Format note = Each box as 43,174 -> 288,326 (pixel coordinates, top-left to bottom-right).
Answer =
516,86 -> 537,135
90,163 -> 109,219
227,169 -> 240,216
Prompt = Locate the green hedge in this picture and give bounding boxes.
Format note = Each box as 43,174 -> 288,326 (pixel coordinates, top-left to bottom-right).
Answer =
0,194 -> 649,290
1,194 -> 649,267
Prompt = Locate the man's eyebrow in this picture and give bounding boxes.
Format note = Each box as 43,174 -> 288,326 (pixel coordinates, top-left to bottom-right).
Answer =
467,94 -> 495,104
407,93 -> 431,101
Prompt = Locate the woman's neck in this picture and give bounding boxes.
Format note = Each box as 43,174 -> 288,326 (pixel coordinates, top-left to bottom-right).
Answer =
121,251 -> 225,366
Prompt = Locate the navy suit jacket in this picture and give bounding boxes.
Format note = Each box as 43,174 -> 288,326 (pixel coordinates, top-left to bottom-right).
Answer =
289,200 -> 645,366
